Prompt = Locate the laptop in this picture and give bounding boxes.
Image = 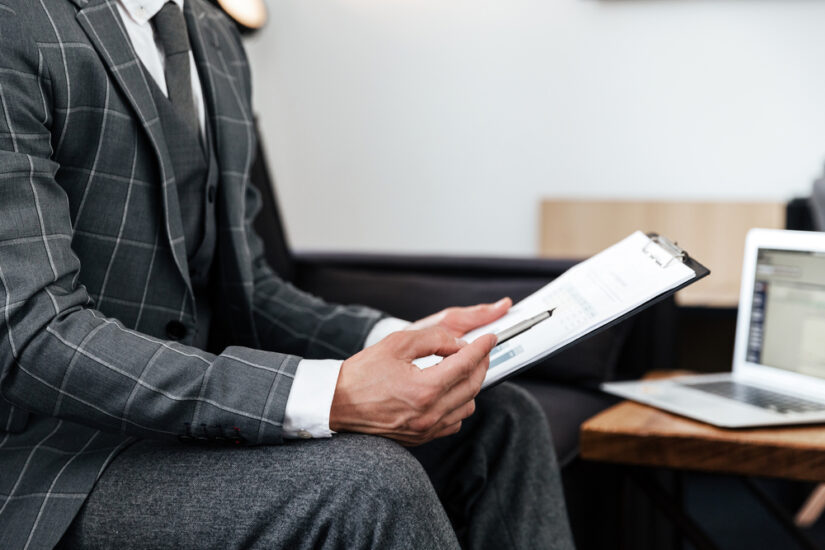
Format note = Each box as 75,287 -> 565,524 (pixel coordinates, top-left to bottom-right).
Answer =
602,228 -> 825,428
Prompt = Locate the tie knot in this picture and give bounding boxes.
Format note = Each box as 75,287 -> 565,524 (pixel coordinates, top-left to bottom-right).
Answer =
152,2 -> 191,57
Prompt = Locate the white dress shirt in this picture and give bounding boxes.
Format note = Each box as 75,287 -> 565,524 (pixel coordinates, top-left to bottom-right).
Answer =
117,0 -> 206,133
282,317 -> 410,439
116,0 -> 410,438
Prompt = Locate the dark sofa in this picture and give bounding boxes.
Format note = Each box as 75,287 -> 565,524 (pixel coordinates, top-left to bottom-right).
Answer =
249,133 -> 677,545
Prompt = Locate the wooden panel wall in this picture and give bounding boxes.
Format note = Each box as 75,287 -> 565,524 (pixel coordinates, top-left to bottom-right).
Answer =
540,200 -> 786,307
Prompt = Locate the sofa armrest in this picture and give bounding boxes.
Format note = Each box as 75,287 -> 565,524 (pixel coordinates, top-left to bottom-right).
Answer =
293,251 -> 576,316
294,251 -> 579,279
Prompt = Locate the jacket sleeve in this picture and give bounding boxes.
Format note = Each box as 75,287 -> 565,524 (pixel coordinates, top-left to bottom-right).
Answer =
243,182 -> 386,360
0,7 -> 298,445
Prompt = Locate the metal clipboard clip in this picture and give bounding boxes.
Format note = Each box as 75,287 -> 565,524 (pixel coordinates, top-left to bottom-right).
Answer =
642,234 -> 686,268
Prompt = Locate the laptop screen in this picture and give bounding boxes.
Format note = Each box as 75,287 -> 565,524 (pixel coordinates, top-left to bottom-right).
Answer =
746,248 -> 825,379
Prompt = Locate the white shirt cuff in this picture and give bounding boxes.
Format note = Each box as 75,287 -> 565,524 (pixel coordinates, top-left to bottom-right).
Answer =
282,318 -> 410,440
363,317 -> 411,348
282,359 -> 342,439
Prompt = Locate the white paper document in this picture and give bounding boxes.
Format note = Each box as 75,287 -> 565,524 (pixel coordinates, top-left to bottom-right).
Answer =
416,231 -> 698,388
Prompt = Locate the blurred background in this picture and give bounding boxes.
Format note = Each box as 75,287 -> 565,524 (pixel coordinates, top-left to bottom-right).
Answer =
243,0 -> 825,257
227,3 -> 825,548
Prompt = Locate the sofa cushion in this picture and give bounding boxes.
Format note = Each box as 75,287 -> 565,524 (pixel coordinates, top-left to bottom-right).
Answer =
519,320 -> 632,387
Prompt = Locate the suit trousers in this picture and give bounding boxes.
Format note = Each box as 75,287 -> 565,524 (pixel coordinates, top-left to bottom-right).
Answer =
59,383 -> 575,550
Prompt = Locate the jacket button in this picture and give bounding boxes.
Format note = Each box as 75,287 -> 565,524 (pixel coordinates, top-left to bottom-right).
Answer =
165,320 -> 187,341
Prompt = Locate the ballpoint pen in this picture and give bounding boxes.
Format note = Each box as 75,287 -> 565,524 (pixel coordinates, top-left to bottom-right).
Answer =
494,308 -> 555,346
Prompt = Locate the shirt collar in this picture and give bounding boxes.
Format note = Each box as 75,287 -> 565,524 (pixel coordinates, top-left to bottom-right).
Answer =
118,0 -> 185,26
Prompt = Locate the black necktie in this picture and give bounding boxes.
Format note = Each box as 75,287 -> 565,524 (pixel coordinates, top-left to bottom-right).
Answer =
151,2 -> 199,131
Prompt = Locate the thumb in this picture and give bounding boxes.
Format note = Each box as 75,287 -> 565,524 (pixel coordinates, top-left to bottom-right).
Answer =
428,333 -> 498,384
390,327 -> 466,361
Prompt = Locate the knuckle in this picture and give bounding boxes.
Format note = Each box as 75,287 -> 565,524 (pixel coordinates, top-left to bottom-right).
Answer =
381,332 -> 400,349
464,357 -> 480,377
422,412 -> 440,431
410,412 -> 439,434
444,307 -> 459,318
391,414 -> 412,433
410,421 -> 430,436
413,385 -> 439,409
387,331 -> 408,346
389,332 -> 415,355
407,417 -> 427,433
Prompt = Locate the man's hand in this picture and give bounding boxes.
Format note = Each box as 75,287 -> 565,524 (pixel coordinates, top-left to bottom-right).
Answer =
330,328 -> 498,446
409,297 -> 512,338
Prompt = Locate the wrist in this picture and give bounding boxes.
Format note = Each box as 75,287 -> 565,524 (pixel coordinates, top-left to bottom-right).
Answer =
329,358 -> 352,433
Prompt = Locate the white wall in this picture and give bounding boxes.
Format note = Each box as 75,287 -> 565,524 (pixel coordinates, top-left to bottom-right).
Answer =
245,0 -> 825,257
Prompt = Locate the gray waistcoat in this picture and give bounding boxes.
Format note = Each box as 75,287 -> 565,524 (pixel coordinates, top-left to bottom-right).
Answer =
147,77 -> 218,350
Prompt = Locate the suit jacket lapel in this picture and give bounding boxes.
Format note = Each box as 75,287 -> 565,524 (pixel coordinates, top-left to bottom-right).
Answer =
71,0 -> 194,299
184,1 -> 222,163
184,1 -> 259,323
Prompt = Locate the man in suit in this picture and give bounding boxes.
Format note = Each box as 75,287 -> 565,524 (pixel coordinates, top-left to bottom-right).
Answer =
0,0 -> 575,548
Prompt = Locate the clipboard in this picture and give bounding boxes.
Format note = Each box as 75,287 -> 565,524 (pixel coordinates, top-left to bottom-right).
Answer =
454,231 -> 710,389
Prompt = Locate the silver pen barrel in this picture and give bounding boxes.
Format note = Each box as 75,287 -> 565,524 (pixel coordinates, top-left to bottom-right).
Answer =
494,309 -> 555,346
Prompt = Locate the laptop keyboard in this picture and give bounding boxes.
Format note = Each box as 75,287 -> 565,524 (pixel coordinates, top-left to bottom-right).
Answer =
680,380 -> 825,414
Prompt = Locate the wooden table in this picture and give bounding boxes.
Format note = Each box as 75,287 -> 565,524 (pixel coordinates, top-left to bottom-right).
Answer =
579,372 -> 825,549
581,394 -> 825,484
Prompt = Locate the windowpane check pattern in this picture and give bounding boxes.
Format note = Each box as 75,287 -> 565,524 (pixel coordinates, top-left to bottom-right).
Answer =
0,1 -> 383,548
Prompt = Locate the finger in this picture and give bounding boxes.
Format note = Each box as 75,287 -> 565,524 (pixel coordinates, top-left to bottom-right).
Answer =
478,297 -> 512,318
431,333 -> 497,380
424,334 -> 497,393
430,420 -> 463,440
437,352 -> 489,413
444,297 -> 512,331
406,309 -> 446,332
441,399 -> 476,427
391,396 -> 478,446
398,437 -> 430,447
386,327 -> 465,361
393,418 -> 465,446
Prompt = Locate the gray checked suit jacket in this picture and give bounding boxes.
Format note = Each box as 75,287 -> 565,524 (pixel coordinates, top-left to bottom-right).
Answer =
0,1 -> 384,548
